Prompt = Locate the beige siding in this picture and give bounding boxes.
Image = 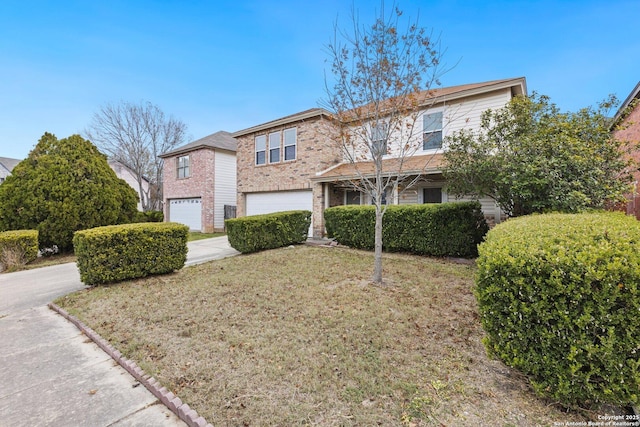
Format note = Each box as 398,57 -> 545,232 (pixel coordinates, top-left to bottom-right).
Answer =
451,194 -> 500,218
214,150 -> 237,229
344,88 -> 513,162
443,88 -> 512,138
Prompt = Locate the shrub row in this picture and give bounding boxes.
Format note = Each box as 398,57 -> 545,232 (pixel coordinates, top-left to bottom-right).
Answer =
225,210 -> 311,254
324,201 -> 488,258
132,210 -> 164,223
0,230 -> 39,269
73,222 -> 188,285
476,212 -> 640,407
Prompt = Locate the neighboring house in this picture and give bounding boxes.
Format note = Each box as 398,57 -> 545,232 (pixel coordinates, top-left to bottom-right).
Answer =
234,77 -> 527,237
160,131 -> 237,232
108,160 -> 150,211
612,81 -> 640,219
0,157 -> 21,183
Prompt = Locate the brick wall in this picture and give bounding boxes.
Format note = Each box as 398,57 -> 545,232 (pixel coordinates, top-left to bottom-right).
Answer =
613,102 -> 640,218
163,148 -> 217,233
236,115 -> 341,233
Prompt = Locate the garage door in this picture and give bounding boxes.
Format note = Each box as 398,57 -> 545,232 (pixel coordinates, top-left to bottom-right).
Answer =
169,198 -> 202,231
246,190 -> 313,236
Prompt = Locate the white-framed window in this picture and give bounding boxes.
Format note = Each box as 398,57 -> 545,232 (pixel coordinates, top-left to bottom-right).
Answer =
255,135 -> 266,165
284,128 -> 297,161
345,190 -> 361,205
423,111 -> 443,150
371,122 -> 388,156
420,186 -> 447,204
177,155 -> 190,178
269,131 -> 281,163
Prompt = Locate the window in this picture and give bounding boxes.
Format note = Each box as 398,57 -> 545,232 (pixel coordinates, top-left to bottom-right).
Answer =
345,190 -> 361,205
284,128 -> 296,161
269,131 -> 281,163
255,135 -> 266,165
177,155 -> 190,178
423,187 -> 442,204
371,122 -> 388,156
423,111 -> 443,150
371,190 -> 388,205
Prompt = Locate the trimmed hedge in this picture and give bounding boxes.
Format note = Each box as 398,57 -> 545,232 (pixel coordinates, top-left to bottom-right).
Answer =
476,212 -> 640,407
133,210 -> 164,223
73,222 -> 188,285
225,210 -> 311,254
0,229 -> 38,265
324,201 -> 488,257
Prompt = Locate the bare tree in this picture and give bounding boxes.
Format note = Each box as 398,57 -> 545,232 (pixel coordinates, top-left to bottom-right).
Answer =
85,101 -> 188,211
322,4 -> 445,284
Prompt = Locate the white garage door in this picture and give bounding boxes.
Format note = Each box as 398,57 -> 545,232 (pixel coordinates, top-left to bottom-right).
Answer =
169,198 -> 202,231
246,191 -> 313,236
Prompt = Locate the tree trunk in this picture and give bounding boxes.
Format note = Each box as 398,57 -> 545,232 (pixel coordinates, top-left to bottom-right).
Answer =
372,204 -> 383,284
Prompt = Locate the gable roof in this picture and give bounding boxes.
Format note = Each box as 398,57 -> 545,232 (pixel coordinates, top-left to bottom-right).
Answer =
159,130 -> 238,158
231,78 -> 526,137
232,108 -> 332,138
612,81 -> 640,125
0,157 -> 21,178
0,157 -> 21,173
418,77 -> 526,104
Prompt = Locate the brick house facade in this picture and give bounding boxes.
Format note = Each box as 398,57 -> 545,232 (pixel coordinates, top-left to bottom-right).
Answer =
160,131 -> 237,233
233,109 -> 342,237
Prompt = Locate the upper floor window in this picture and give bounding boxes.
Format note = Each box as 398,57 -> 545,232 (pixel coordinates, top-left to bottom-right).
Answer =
284,128 -> 297,161
423,112 -> 443,150
269,131 -> 281,163
177,155 -> 190,178
371,122 -> 388,156
256,128 -> 298,165
255,135 -> 266,165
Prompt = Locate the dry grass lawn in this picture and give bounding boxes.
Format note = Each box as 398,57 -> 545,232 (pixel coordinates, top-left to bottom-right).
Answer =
56,245 -> 591,426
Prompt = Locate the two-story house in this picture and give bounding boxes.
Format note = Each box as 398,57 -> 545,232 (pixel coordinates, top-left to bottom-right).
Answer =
233,77 -> 527,237
160,131 -> 237,232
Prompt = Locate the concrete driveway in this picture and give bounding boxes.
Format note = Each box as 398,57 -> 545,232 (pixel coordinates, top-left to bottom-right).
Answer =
0,236 -> 239,426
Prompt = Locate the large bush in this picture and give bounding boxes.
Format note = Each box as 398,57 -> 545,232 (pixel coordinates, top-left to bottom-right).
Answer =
73,222 -> 188,285
324,202 -> 488,258
225,210 -> 311,253
0,133 -> 138,252
0,230 -> 38,271
476,212 -> 640,407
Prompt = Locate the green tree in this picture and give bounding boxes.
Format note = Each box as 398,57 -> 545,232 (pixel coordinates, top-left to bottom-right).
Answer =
0,133 -> 138,252
443,93 -> 634,217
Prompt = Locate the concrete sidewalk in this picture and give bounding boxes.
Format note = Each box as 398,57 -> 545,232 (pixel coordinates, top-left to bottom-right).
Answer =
0,306 -> 186,426
185,235 -> 240,266
0,236 -> 239,426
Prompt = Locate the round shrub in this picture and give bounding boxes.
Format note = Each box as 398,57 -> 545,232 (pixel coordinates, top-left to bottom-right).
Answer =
0,133 -> 138,252
476,212 -> 640,407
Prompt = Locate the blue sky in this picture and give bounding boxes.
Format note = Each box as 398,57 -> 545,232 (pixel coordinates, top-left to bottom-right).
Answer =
1,0 -> 638,160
